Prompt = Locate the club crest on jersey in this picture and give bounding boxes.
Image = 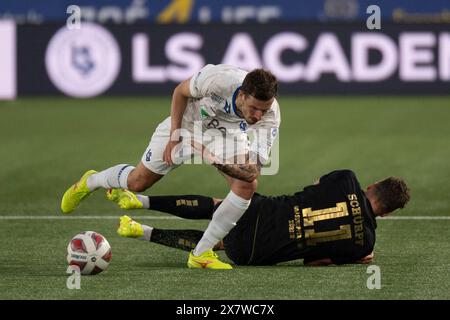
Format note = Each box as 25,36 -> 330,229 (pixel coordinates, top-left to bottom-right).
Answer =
240,121 -> 248,131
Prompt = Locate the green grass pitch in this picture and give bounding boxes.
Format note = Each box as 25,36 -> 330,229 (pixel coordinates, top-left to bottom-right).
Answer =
0,96 -> 449,299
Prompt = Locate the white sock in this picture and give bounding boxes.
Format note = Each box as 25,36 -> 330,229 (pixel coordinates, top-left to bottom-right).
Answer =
86,164 -> 134,191
136,195 -> 150,209
139,224 -> 153,241
193,191 -> 251,256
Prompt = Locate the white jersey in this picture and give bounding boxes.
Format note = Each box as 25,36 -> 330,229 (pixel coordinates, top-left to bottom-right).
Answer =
183,64 -> 281,164
141,64 -> 281,175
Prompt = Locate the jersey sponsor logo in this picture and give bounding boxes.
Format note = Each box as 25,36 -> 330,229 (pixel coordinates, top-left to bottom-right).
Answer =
206,118 -> 227,135
45,23 -> 121,98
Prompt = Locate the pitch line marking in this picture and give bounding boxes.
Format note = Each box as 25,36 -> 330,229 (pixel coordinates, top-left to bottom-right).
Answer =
379,216 -> 450,220
0,216 -> 182,220
0,216 -> 449,220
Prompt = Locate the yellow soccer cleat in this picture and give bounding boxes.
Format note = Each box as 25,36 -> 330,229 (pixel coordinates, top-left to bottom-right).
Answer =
61,170 -> 97,214
187,250 -> 233,270
117,215 -> 144,238
106,188 -> 143,210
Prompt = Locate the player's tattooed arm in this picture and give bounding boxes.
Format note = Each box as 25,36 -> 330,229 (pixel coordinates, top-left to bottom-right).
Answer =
192,142 -> 261,182
213,153 -> 261,183
213,163 -> 261,183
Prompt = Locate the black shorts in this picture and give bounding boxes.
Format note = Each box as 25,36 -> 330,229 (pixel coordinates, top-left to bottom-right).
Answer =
222,193 -> 267,265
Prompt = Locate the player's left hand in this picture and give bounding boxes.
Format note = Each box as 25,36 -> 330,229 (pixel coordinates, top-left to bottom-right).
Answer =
356,251 -> 374,264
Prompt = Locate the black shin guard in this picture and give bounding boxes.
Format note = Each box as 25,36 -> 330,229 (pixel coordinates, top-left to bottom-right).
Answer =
150,229 -> 204,252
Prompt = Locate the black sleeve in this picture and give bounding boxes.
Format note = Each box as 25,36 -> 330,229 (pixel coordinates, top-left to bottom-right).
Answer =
303,252 -> 365,265
303,246 -> 372,266
330,254 -> 365,265
319,169 -> 356,185
303,255 -> 325,265
331,251 -> 372,265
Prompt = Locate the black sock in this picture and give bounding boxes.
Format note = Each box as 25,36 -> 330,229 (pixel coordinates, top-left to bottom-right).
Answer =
150,229 -> 204,252
148,195 -> 215,219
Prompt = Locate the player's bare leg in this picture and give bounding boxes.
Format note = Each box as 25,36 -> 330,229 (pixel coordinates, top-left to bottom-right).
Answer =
61,161 -> 163,213
126,162 -> 164,192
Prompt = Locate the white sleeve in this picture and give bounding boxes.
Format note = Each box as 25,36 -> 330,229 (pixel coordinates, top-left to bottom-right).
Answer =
189,64 -> 220,98
249,126 -> 279,165
249,101 -> 281,165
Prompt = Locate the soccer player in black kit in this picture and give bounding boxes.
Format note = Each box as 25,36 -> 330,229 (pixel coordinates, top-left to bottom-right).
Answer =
112,170 -> 410,266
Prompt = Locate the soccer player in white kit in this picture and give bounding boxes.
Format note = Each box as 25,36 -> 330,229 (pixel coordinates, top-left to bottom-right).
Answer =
61,64 -> 280,269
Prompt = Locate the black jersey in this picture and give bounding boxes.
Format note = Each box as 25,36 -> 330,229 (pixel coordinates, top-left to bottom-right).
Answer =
224,170 -> 377,265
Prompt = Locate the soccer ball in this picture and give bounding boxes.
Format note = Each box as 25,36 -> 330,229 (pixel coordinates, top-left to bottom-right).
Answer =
67,231 -> 112,275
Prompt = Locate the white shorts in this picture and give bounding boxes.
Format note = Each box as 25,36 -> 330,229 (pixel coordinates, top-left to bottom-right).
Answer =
141,117 -> 179,175
141,117 -> 249,175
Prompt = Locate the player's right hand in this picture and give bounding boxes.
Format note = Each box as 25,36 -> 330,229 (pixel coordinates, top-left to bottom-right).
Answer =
163,140 -> 180,165
190,140 -> 221,165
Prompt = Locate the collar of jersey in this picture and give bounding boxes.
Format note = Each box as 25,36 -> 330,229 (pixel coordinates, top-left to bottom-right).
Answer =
232,86 -> 244,119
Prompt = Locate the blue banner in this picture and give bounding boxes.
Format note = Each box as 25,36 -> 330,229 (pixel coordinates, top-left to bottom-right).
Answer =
1,0 -> 450,24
